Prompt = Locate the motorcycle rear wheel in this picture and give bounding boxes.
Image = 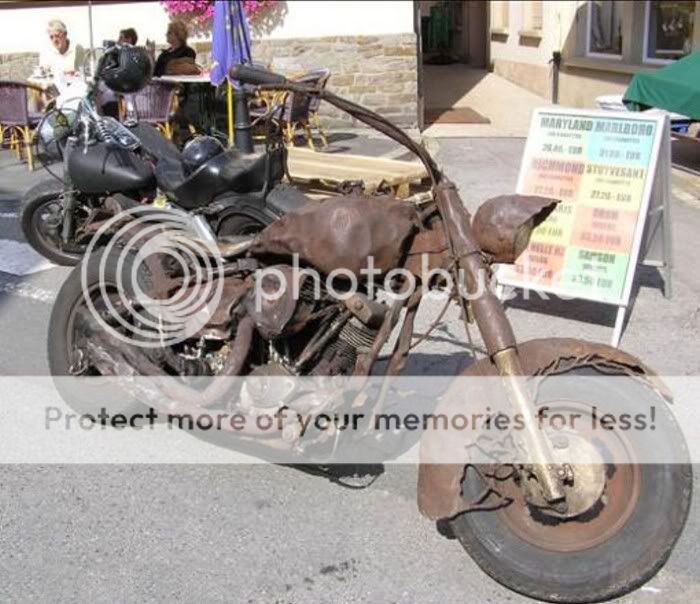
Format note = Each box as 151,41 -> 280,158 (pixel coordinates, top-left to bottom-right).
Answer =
216,213 -> 268,237
48,248 -> 150,418
449,370 -> 692,603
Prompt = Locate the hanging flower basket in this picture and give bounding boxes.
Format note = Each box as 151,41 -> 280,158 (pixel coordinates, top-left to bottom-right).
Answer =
160,0 -> 277,32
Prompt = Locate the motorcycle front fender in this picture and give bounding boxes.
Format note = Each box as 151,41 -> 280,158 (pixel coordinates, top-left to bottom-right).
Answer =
416,337 -> 671,520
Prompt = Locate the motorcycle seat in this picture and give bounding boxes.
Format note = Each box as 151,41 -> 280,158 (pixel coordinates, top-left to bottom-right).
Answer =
155,147 -> 284,210
130,123 -> 181,164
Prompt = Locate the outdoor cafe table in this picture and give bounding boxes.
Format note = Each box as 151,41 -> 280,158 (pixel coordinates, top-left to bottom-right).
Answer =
25,74 -> 89,114
25,76 -> 63,113
156,69 -> 290,143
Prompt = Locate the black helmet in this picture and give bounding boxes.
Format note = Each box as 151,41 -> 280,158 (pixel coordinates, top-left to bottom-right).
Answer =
98,45 -> 152,93
181,136 -> 226,175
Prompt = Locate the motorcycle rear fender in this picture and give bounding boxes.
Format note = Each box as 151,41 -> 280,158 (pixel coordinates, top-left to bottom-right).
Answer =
416,337 -> 670,520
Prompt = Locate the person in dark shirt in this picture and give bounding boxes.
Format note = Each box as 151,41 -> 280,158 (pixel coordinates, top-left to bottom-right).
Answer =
153,20 -> 196,77
118,28 -> 138,46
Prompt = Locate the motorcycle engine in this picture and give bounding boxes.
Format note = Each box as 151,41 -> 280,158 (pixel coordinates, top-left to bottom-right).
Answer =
310,316 -> 377,376
239,286 -> 387,419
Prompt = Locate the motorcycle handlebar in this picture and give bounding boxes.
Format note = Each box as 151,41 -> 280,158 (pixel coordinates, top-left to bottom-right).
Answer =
229,64 -> 287,86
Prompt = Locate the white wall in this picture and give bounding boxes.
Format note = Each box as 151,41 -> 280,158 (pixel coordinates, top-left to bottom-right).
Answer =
0,0 -> 415,54
263,1 -> 414,39
489,1 -> 582,66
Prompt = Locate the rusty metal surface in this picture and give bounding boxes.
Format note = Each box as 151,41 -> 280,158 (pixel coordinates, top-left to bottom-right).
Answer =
432,182 -> 518,356
243,265 -> 314,339
83,314 -> 257,412
402,226 -> 450,279
472,194 -> 559,264
417,337 -> 669,520
496,424 -> 641,551
205,277 -> 251,329
249,194 -> 420,276
432,182 -> 480,259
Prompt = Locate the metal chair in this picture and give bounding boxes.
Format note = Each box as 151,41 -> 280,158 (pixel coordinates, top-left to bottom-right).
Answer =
124,80 -> 179,139
280,70 -> 331,150
0,80 -> 44,171
306,68 -> 331,148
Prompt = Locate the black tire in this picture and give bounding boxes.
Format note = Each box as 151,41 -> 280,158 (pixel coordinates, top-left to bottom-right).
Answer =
48,248 -> 149,419
20,181 -> 85,266
216,212 -> 268,237
450,370 -> 692,603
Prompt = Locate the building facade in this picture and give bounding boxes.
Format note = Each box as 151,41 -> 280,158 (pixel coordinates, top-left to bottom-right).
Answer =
0,0 -> 419,128
0,1 -> 698,128
490,1 -> 700,107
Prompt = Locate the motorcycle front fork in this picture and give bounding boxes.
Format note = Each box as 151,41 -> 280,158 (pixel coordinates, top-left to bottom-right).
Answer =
434,182 -> 567,508
60,161 -> 76,244
60,190 -> 76,243
462,253 -> 568,508
492,348 -> 567,508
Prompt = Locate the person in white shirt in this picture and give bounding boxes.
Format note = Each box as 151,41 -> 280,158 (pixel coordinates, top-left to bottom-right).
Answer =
39,19 -> 85,79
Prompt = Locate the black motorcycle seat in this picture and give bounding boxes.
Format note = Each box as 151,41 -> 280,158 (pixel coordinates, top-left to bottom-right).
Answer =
157,147 -> 284,210
154,155 -> 187,195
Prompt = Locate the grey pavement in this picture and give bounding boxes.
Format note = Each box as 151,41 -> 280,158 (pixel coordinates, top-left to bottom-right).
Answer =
0,132 -> 699,603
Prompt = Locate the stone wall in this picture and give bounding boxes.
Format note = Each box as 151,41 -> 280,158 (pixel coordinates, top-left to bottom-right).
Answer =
195,33 -> 419,128
0,52 -> 39,81
1,32 -> 419,128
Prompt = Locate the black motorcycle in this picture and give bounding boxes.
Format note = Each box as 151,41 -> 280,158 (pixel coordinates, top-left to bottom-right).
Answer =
21,47 -> 305,266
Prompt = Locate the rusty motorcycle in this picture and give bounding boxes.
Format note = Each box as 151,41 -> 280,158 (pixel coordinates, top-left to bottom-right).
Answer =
47,65 -> 691,603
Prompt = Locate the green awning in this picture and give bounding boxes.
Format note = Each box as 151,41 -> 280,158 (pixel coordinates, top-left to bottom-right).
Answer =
623,51 -> 700,120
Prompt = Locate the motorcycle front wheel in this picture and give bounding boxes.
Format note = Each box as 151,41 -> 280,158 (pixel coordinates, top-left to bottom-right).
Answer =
450,369 -> 692,603
21,181 -> 86,266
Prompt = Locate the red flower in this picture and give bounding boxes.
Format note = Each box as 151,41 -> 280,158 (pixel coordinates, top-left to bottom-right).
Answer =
160,0 -> 276,26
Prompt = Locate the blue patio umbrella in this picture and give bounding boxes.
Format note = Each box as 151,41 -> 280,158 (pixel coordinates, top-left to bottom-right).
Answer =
210,0 -> 252,146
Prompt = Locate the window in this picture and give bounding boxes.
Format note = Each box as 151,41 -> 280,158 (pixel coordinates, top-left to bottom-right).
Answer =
587,1 -> 623,57
491,0 -> 510,33
644,1 -> 696,62
524,1 -> 543,31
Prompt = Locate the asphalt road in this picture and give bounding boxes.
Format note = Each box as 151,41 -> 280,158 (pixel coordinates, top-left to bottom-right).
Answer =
0,135 -> 699,603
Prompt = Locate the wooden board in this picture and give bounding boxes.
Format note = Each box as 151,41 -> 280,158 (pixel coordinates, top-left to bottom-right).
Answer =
286,147 -> 429,197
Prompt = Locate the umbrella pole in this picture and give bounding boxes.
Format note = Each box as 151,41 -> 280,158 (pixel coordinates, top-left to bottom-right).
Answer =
88,0 -> 96,76
227,81 -> 234,147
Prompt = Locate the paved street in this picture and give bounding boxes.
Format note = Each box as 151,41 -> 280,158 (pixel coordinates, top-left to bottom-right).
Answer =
0,134 -> 699,603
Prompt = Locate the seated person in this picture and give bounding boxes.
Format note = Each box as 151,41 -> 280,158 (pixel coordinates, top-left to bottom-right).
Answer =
97,28 -> 140,118
153,21 -> 198,76
118,28 -> 138,46
40,19 -> 86,80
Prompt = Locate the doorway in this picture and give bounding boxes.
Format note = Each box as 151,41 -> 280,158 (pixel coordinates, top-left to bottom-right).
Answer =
416,0 -> 488,67
414,1 -> 489,129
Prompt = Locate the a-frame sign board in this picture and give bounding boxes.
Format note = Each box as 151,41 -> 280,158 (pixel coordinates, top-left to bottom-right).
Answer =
496,108 -> 673,347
